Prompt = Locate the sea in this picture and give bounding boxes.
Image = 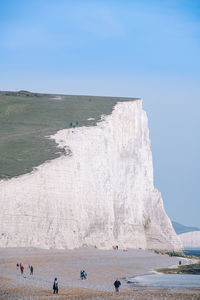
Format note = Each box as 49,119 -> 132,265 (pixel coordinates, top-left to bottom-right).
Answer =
184,248 -> 200,258
127,248 -> 200,288
127,274 -> 200,288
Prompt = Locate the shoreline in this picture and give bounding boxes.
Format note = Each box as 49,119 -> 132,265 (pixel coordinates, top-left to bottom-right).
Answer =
0,247 -> 200,299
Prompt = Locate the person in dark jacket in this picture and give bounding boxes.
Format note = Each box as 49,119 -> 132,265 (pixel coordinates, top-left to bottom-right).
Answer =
53,278 -> 58,294
114,279 -> 121,292
80,270 -> 84,280
83,270 -> 87,279
30,265 -> 33,275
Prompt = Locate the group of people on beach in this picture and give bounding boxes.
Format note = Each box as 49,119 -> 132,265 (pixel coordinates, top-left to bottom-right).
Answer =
113,245 -> 119,250
52,273 -> 121,294
16,263 -> 24,275
16,263 -> 33,275
53,270 -> 88,294
16,263 -> 121,294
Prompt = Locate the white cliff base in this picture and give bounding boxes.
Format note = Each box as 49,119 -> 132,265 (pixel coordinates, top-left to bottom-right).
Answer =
0,100 -> 182,250
179,231 -> 200,248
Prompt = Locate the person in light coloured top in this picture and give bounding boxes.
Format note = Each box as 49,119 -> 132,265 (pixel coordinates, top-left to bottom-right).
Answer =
53,278 -> 58,294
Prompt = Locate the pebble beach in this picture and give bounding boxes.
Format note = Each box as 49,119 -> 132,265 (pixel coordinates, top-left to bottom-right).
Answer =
0,247 -> 200,299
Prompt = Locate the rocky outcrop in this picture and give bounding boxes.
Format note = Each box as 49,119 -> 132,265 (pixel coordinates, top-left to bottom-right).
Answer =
0,100 -> 182,250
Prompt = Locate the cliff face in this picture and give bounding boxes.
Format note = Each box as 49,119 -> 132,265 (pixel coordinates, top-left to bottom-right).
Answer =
0,100 -> 182,250
179,231 -> 200,248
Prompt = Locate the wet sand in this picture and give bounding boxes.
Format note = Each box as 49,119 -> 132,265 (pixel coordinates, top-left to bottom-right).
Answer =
0,247 -> 199,299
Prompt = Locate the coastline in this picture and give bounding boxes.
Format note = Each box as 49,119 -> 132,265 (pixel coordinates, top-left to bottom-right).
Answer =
0,247 -> 199,299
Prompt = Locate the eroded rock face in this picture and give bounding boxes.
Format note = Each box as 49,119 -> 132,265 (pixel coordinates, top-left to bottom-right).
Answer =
0,100 -> 182,250
179,231 -> 200,248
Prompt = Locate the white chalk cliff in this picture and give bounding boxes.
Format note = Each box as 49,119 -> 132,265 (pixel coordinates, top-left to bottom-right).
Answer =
0,100 -> 182,250
179,231 -> 200,248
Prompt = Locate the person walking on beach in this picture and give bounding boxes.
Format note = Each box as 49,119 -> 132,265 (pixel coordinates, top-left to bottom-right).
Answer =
114,279 -> 121,292
53,278 -> 58,294
80,270 -> 87,280
20,265 -> 24,275
80,270 -> 84,280
30,265 -> 33,275
83,270 -> 87,279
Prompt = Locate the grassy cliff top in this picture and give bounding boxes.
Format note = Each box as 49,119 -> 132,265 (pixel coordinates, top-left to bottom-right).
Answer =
0,91 -> 139,179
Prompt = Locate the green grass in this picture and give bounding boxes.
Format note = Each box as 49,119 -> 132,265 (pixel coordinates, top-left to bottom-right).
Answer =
0,91 -> 138,179
157,261 -> 200,274
154,250 -> 185,257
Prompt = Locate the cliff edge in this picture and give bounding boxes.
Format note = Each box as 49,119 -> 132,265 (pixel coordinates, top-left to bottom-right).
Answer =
179,231 -> 200,248
0,99 -> 182,250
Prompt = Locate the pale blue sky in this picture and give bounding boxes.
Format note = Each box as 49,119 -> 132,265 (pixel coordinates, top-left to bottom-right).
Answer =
0,0 -> 199,226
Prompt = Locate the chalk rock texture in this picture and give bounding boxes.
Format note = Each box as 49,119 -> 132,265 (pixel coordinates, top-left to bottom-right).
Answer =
179,231 -> 200,248
0,100 -> 182,250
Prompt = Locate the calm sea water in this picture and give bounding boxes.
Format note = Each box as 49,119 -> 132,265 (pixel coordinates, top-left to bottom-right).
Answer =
184,248 -> 200,257
128,274 -> 200,288
127,249 -> 200,288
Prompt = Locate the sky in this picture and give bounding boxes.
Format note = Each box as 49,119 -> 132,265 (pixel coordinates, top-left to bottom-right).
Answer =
0,0 -> 199,227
